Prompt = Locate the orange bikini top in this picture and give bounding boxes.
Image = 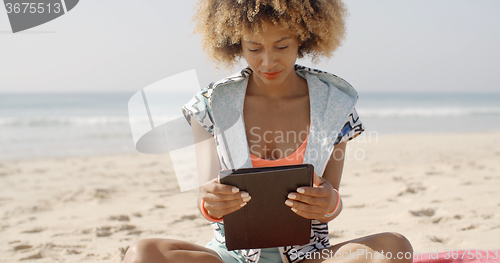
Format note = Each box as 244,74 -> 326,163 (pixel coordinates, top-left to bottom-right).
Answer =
250,122 -> 310,167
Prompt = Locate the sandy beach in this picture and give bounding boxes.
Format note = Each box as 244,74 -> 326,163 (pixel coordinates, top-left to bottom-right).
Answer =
1,131 -> 499,262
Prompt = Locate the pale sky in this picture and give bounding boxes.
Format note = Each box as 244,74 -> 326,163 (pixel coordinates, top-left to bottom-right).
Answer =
0,0 -> 499,93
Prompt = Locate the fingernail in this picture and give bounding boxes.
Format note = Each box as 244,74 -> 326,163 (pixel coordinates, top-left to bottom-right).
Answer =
240,192 -> 249,198
297,188 -> 305,194
243,196 -> 251,202
240,202 -> 247,207
285,200 -> 293,206
287,193 -> 296,199
291,208 -> 298,213
232,187 -> 239,193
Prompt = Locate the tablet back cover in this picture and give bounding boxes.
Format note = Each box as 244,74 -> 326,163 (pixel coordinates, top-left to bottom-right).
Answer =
219,164 -> 313,250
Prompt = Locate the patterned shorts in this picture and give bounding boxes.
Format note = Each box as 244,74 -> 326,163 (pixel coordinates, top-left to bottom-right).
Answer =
205,238 -> 283,263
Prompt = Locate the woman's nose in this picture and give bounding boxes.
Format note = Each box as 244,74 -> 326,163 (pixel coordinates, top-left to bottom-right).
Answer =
261,50 -> 277,69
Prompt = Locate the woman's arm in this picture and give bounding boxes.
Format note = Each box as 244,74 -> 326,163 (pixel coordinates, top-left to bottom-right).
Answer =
285,141 -> 347,223
191,116 -> 221,188
190,119 -> 221,213
316,140 -> 346,222
191,120 -> 250,219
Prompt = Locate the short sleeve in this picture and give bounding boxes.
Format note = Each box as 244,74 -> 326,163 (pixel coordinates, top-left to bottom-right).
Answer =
333,107 -> 365,145
181,86 -> 215,136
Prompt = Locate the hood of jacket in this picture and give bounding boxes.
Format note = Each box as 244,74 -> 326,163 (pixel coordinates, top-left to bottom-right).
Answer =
206,64 -> 358,178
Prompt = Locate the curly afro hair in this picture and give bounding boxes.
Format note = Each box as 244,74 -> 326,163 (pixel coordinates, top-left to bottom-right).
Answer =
192,0 -> 348,70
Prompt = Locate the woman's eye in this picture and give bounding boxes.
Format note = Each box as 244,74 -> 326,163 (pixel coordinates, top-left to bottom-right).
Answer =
248,49 -> 260,52
277,46 -> 288,50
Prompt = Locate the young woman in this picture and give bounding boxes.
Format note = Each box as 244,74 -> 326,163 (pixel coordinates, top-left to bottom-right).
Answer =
123,1 -> 413,262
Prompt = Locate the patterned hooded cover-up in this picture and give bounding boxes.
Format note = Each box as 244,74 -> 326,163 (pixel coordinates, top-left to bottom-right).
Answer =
181,64 -> 364,263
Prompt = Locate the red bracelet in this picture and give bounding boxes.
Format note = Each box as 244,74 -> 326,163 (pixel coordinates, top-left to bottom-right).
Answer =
324,188 -> 341,217
200,199 -> 223,222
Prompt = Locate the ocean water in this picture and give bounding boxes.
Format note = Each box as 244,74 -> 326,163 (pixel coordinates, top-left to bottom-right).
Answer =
356,92 -> 500,135
1,92 -> 499,160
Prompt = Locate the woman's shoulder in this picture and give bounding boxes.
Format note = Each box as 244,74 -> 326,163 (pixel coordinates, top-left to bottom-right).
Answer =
295,65 -> 353,87
208,67 -> 253,91
294,64 -> 337,76
294,64 -> 359,100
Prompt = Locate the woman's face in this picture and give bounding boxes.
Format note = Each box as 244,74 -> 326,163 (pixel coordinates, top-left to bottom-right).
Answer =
241,22 -> 300,87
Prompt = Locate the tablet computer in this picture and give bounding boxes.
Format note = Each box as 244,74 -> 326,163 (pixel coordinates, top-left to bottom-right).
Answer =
219,164 -> 314,250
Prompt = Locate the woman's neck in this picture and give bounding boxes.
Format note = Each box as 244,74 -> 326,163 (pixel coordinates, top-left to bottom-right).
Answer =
247,71 -> 307,100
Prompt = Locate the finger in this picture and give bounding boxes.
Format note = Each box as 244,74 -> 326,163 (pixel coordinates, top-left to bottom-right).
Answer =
285,199 -> 323,215
295,186 -> 329,197
202,191 -> 251,202
203,181 -> 241,195
287,192 -> 329,208
213,202 -> 248,219
289,206 -> 323,220
204,197 -> 250,219
285,199 -> 323,220
204,198 -> 249,211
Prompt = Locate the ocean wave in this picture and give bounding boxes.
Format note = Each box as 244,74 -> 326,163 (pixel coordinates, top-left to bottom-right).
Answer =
0,115 -> 180,127
1,107 -> 499,127
356,107 -> 500,118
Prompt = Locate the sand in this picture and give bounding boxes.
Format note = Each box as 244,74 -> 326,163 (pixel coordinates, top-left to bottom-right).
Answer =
1,131 -> 499,262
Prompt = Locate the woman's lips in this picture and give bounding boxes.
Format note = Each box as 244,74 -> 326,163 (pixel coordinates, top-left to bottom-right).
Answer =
262,71 -> 281,79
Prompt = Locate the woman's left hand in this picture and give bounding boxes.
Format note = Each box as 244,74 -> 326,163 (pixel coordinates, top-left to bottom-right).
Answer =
285,172 -> 338,221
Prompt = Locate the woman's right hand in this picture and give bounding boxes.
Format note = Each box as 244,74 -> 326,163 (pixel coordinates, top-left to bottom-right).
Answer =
200,178 -> 251,219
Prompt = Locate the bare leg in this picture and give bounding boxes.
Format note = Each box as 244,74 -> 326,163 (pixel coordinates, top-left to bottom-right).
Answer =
300,232 -> 413,263
123,238 -> 224,263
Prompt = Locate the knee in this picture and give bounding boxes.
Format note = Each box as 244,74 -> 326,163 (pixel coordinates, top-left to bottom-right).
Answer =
123,239 -> 154,263
382,232 -> 412,252
123,238 -> 173,263
378,232 -> 413,260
